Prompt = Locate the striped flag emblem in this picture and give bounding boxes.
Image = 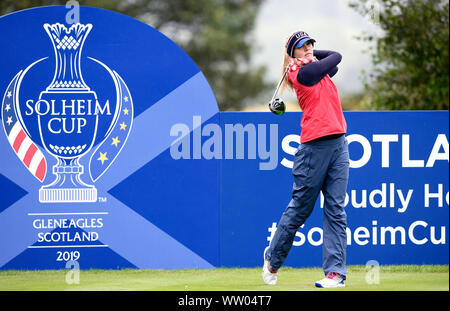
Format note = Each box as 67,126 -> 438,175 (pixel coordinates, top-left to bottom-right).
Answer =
2,71 -> 47,182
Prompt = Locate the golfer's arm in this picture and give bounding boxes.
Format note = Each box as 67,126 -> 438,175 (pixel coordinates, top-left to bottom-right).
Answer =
297,51 -> 342,86
327,66 -> 338,78
314,50 -> 339,77
314,49 -> 335,60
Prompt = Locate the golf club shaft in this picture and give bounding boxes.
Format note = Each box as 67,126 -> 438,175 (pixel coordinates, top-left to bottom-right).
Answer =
270,64 -> 290,103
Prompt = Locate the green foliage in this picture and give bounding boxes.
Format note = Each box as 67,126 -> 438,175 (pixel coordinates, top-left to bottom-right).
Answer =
0,0 -> 268,111
349,0 -> 449,110
341,93 -> 371,111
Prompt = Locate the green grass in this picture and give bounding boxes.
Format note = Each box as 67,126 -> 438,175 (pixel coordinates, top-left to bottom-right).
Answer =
0,265 -> 448,291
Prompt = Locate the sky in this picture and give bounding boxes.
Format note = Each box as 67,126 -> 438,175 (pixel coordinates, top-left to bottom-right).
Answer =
251,0 -> 381,99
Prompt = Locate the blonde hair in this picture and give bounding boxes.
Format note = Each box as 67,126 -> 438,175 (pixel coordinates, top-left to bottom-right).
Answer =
279,52 -> 292,94
279,35 -> 294,94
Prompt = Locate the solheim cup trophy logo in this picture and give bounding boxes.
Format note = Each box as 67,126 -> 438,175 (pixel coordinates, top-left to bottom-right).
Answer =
1,22 -> 134,203
39,23 -> 98,202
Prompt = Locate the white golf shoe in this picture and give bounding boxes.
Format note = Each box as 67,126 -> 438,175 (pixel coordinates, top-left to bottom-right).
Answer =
315,272 -> 345,288
262,246 -> 277,285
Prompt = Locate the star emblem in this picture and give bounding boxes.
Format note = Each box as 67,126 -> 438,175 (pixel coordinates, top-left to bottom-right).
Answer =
111,136 -> 120,147
119,122 -> 127,130
97,152 -> 108,165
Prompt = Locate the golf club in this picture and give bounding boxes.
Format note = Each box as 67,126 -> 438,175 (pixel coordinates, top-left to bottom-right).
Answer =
268,64 -> 290,115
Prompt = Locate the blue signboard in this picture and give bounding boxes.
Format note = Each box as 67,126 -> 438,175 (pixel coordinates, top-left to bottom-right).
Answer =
0,6 -> 448,271
219,111 -> 449,267
0,6 -> 220,270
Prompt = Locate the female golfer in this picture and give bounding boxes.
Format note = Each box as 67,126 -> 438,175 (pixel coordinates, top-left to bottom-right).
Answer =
262,31 -> 349,288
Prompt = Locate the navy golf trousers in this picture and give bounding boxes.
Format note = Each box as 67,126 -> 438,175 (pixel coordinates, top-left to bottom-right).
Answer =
267,134 -> 349,276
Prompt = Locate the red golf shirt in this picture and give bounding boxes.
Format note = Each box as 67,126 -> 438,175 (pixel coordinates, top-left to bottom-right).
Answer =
287,51 -> 347,143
